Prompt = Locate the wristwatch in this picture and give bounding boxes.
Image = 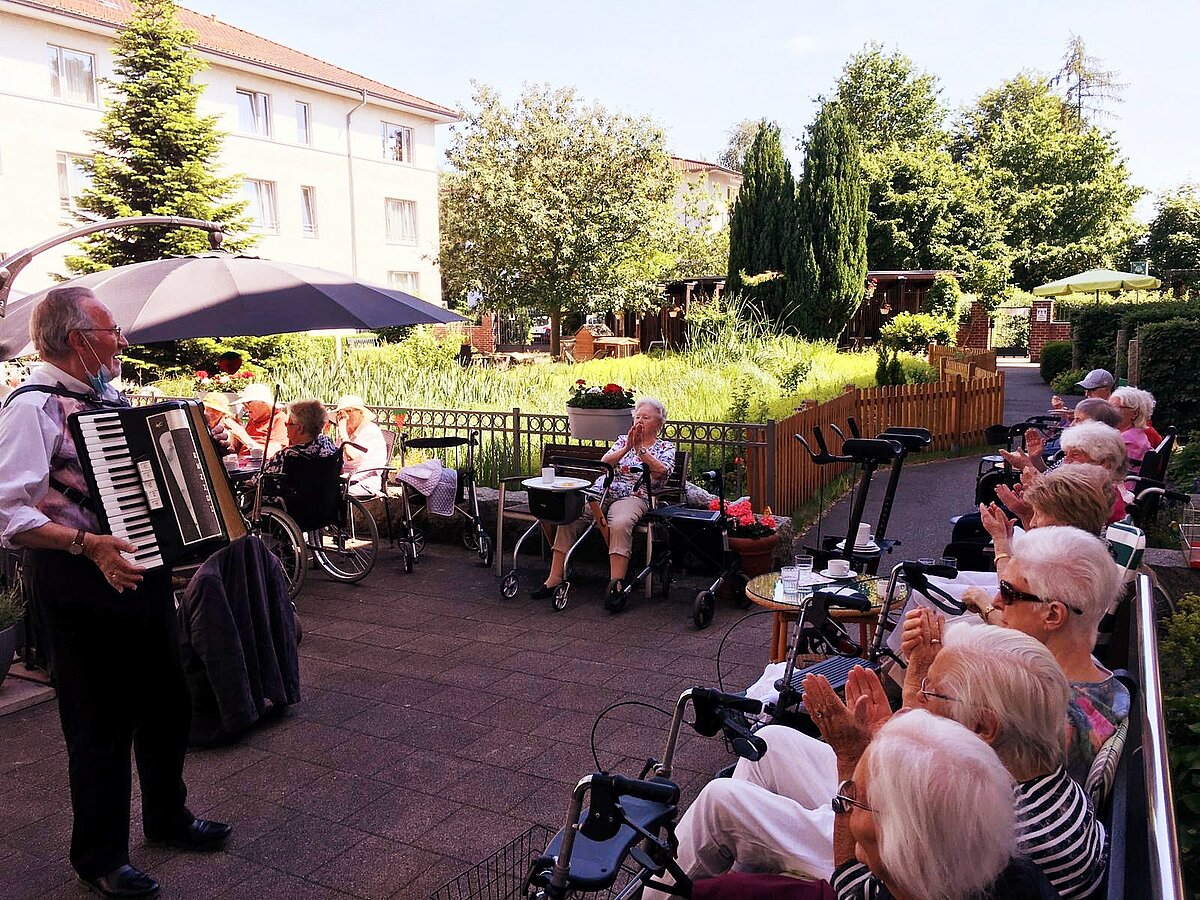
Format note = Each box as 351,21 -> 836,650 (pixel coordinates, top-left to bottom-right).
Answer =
67,529 -> 86,556
979,603 -> 995,622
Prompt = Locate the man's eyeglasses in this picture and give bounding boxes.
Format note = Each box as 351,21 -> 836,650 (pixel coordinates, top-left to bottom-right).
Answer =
998,580 -> 1083,615
831,779 -> 873,815
918,677 -> 958,704
75,326 -> 124,337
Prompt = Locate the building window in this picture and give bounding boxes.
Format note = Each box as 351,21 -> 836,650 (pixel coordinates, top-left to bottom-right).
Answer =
384,198 -> 417,244
300,186 -> 317,237
47,44 -> 96,105
57,152 -> 93,210
243,179 -> 278,233
387,271 -> 419,295
381,122 -> 412,163
236,89 -> 271,138
295,101 -> 310,145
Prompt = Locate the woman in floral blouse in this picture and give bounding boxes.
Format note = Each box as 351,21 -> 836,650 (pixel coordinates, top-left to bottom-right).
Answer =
534,397 -> 675,605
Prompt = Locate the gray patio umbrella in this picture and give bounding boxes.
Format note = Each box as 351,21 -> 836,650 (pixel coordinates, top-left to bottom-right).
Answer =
0,252 -> 463,358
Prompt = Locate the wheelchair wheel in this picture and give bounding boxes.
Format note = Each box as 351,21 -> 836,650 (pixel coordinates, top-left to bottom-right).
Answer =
478,531 -> 493,568
731,571 -> 752,610
655,558 -> 672,599
462,521 -> 479,550
501,571 -> 519,599
256,506 -> 307,599
553,582 -> 570,611
312,497 -> 380,583
693,589 -> 716,629
410,526 -> 426,558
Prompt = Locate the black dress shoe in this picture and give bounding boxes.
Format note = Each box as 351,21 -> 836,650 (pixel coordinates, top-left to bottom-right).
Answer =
80,864 -> 160,899
530,582 -> 560,600
146,817 -> 232,852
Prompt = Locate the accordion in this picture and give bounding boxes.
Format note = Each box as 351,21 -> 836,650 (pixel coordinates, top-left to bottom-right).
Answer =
68,400 -> 247,569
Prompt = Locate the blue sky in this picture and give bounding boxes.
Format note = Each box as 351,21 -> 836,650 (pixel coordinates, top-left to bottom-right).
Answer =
193,0 -> 1197,221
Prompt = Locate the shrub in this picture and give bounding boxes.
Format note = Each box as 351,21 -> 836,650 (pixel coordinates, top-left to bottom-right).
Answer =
1168,432 -> 1200,493
1051,368 -> 1090,397
1064,298 -> 1200,373
874,346 -> 906,386
900,356 -> 938,384
1140,318 -> 1200,434
1162,593 -> 1200,888
1039,340 -> 1074,384
921,273 -> 962,318
879,312 -> 955,353
991,309 -> 1029,350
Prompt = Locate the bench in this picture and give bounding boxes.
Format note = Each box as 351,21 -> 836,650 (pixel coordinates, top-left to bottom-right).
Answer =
495,443 -> 689,598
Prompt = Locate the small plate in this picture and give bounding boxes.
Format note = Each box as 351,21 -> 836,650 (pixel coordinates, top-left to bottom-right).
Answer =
522,476 -> 591,491
835,539 -> 881,553
818,569 -> 856,580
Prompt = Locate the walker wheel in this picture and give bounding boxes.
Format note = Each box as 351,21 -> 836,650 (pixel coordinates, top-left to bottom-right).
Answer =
553,582 -> 570,611
462,522 -> 479,550
656,560 -> 672,599
501,571 -> 519,599
693,590 -> 716,629
478,532 -> 493,568
604,579 -> 628,614
402,545 -> 414,574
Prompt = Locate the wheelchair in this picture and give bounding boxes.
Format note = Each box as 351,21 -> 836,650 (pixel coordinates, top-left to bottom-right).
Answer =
241,447 -> 381,598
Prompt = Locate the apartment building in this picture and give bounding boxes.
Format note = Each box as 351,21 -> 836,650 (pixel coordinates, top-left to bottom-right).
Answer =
668,156 -> 742,231
0,0 -> 457,302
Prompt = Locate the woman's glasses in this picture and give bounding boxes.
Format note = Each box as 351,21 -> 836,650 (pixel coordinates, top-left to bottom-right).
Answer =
831,779 -> 874,814
917,677 -> 958,704
998,579 -> 1083,615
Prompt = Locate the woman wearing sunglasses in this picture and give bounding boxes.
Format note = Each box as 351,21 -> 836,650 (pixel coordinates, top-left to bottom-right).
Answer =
958,525 -> 1129,785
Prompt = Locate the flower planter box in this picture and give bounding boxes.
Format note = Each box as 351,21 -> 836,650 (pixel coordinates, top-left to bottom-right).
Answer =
566,407 -> 633,442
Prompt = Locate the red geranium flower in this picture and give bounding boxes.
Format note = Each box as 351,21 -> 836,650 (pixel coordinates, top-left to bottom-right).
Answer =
603,383 -> 622,393
239,370 -> 253,379
195,370 -> 209,379
576,379 -> 587,385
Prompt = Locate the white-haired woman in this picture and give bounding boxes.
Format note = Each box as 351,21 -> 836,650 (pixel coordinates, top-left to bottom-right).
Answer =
534,397 -> 674,605
901,620 -> 1108,897
332,394 -> 387,496
1109,386 -> 1156,472
823,710 -> 1055,900
963,525 -> 1129,783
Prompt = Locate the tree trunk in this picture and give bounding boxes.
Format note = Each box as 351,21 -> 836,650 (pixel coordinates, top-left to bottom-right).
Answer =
550,308 -> 563,357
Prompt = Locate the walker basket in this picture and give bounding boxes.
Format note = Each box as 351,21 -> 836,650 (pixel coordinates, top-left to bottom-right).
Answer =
1178,501 -> 1200,569
427,822 -> 643,900
527,485 -> 587,525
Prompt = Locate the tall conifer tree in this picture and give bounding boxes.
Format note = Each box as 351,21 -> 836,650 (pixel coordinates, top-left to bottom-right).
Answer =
66,0 -> 252,274
725,123 -> 801,325
795,102 -> 868,339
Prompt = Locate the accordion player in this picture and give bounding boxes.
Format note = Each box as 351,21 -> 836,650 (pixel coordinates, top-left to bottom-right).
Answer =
68,400 -> 247,569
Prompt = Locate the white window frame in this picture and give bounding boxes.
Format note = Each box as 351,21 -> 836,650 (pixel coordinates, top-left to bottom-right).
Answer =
47,44 -> 97,105
387,271 -> 420,296
295,101 -> 311,145
236,89 -> 272,138
300,186 -> 318,237
384,198 -> 418,245
243,179 -> 279,233
56,151 -> 92,211
381,122 -> 413,164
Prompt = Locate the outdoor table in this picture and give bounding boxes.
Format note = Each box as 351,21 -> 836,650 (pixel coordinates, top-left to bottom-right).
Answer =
744,571 -> 882,663
593,336 -> 639,358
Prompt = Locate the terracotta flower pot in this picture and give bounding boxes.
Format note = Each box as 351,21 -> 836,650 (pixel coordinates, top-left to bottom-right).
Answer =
0,624 -> 15,689
728,533 -> 779,578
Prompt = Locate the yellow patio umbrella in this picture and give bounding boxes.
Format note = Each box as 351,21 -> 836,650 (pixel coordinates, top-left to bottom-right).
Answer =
1033,268 -> 1161,301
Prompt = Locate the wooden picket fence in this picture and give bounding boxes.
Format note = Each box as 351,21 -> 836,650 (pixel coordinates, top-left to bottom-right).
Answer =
747,369 -> 1005,513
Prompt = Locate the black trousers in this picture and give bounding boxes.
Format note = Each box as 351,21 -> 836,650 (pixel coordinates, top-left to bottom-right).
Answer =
27,550 -> 192,879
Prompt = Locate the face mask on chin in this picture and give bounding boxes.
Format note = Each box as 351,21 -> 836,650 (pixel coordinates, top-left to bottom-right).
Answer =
79,335 -> 121,394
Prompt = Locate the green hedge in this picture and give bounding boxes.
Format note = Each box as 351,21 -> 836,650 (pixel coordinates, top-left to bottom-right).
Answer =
1139,318 -> 1200,434
879,312 -> 955,352
1051,368 -> 1090,397
1065,300 -> 1200,372
1039,340 -> 1073,384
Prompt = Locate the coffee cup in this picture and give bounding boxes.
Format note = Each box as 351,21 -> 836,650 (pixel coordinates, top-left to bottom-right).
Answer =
541,466 -> 556,485
827,558 -> 851,577
222,455 -> 238,471
856,522 -> 873,547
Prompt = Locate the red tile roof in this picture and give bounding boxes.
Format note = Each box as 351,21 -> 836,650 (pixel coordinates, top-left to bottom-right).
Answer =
669,156 -> 741,178
11,0 -> 459,119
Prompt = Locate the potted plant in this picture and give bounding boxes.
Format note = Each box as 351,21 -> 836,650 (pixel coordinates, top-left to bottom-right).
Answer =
711,498 -> 779,576
0,579 -> 25,689
566,379 -> 635,441
194,369 -> 253,410
390,408 -> 409,431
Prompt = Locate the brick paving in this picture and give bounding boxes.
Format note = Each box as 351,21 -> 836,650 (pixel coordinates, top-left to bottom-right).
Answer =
0,545 -> 775,899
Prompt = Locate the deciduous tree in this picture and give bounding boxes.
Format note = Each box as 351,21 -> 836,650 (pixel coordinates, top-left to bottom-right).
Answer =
1145,185 -> 1200,293
439,82 -> 676,354
67,0 -> 252,274
834,43 -> 945,154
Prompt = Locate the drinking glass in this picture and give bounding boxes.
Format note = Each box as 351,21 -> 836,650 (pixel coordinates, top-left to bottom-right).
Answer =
918,557 -> 936,567
780,566 -> 799,598
938,556 -> 958,570
794,554 -> 814,574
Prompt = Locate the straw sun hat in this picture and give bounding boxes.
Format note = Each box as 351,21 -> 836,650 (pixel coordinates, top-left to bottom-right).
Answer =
200,392 -> 233,417
333,394 -> 376,422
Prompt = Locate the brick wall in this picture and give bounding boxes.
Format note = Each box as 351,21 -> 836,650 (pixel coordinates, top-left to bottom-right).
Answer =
432,313 -> 495,353
955,301 -> 991,349
1028,299 -> 1072,362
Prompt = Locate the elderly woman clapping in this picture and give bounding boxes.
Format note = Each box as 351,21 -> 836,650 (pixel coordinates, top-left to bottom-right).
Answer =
535,397 -> 674,608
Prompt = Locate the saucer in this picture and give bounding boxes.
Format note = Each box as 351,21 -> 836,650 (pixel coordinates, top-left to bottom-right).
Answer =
835,539 -> 881,553
818,568 -> 856,580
